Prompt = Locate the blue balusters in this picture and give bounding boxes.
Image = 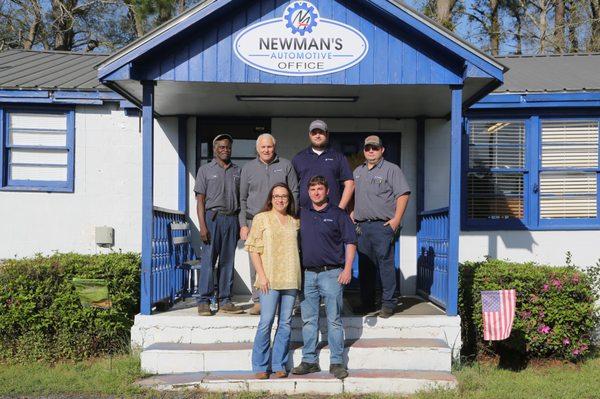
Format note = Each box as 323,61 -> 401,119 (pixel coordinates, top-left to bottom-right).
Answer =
417,208 -> 450,309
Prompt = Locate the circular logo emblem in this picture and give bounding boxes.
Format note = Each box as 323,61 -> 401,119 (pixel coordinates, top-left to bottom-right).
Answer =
284,2 -> 319,36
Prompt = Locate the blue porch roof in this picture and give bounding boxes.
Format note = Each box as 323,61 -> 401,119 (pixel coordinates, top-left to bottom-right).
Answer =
97,0 -> 505,117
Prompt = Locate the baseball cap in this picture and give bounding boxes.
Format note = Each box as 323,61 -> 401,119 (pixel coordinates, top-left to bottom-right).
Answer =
364,135 -> 383,147
309,120 -> 328,133
213,134 -> 234,145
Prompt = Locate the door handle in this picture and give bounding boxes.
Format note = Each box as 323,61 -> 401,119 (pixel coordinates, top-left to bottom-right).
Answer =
533,183 -> 539,194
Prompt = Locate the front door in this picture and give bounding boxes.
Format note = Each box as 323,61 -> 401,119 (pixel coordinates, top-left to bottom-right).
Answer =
329,132 -> 402,291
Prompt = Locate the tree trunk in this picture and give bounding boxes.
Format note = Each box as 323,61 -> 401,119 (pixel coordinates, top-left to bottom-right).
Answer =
433,0 -> 459,29
590,0 -> 600,51
490,0 -> 500,56
554,0 -> 565,52
178,0 -> 186,15
566,0 -> 579,52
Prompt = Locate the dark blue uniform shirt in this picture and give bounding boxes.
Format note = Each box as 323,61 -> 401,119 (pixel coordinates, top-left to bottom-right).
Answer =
292,147 -> 354,209
299,204 -> 358,268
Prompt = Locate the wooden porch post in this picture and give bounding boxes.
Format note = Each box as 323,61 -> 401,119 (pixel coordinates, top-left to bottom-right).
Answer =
447,85 -> 463,316
141,81 -> 155,315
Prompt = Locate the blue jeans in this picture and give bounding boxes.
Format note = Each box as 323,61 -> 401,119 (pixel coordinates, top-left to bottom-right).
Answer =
300,268 -> 344,365
197,212 -> 239,305
358,221 -> 397,310
252,289 -> 297,372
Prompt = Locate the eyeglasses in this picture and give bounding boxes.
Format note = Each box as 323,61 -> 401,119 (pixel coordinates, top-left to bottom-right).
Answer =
272,194 -> 289,200
364,145 -> 382,152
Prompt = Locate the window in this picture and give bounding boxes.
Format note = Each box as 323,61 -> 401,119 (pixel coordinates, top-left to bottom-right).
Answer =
464,117 -> 600,230
1,109 -> 75,192
466,120 -> 527,225
539,119 -> 599,223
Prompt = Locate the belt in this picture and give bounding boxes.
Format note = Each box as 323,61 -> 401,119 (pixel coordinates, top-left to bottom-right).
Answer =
305,264 -> 343,273
208,210 -> 238,217
357,219 -> 385,223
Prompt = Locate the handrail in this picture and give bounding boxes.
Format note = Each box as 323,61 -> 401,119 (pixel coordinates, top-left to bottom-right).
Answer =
418,207 -> 449,217
153,205 -> 185,215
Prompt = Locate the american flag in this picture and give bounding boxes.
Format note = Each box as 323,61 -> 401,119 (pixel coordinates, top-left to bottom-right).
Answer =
481,289 -> 516,341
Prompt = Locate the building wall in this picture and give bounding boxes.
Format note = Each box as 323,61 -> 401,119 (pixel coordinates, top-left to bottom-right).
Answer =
460,231 -> 600,267
0,103 -> 180,258
423,119 -> 450,211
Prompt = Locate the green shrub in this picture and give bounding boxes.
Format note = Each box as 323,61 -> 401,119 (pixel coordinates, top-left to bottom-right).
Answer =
459,258 -> 598,361
0,253 -> 140,362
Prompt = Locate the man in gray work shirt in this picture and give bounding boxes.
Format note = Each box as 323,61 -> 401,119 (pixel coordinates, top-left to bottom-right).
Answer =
195,133 -> 244,316
239,133 -> 299,315
352,135 -> 410,318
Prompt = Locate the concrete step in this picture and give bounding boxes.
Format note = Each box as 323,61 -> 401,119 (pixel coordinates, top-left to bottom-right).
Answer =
140,338 -> 451,374
131,313 -> 461,357
138,369 -> 458,395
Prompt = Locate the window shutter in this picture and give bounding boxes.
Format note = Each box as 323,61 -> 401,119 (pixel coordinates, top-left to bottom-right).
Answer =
540,120 -> 599,219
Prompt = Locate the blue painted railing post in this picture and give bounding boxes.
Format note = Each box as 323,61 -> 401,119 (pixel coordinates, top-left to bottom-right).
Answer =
447,85 -> 463,316
141,80 -> 156,315
177,116 -> 188,214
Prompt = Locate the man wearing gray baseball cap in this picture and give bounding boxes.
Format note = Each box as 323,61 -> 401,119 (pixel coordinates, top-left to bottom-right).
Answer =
292,120 -> 354,211
352,135 -> 410,318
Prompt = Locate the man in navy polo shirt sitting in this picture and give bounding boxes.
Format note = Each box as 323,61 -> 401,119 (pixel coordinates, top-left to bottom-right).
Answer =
291,176 -> 357,380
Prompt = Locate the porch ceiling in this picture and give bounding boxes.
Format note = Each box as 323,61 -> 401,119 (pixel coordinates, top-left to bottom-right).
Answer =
112,81 -> 488,118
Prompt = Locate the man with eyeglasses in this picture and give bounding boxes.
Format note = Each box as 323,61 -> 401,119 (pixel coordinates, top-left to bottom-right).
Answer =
239,133 -> 299,315
292,120 -> 354,211
352,135 -> 410,318
194,134 -> 244,316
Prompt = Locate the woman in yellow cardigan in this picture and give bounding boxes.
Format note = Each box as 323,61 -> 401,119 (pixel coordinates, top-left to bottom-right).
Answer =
244,183 -> 301,379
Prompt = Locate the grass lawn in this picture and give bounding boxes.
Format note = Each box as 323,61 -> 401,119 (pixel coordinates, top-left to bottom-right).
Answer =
1,354 -> 599,398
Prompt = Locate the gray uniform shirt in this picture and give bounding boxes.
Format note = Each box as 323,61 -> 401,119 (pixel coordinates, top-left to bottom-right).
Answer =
239,156 -> 299,227
353,159 -> 411,221
194,160 -> 241,213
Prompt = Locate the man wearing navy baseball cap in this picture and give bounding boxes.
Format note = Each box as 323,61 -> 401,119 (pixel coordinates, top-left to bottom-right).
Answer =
292,120 -> 354,212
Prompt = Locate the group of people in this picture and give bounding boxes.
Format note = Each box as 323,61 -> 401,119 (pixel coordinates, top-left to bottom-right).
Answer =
193,120 -> 411,380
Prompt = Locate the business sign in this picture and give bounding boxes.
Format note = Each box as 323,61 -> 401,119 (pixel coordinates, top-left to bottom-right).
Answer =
234,1 -> 369,76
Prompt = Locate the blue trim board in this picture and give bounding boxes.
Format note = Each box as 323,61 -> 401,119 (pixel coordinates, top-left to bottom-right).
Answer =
141,81 -> 156,316
0,89 -> 123,105
472,92 -> 600,109
447,85 -> 462,316
0,106 -> 75,193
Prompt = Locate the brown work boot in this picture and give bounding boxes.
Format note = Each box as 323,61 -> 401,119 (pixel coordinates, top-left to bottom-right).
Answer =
247,303 -> 261,315
197,303 -> 212,316
219,302 -> 244,314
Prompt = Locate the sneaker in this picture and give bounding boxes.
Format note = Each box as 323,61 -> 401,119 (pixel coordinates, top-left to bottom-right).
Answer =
247,303 -> 261,315
220,302 -> 244,314
379,307 -> 395,319
197,303 -> 212,316
329,364 -> 348,379
291,362 -> 320,375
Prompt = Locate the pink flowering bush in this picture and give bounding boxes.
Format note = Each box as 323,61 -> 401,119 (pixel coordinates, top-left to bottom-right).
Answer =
460,259 -> 598,362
